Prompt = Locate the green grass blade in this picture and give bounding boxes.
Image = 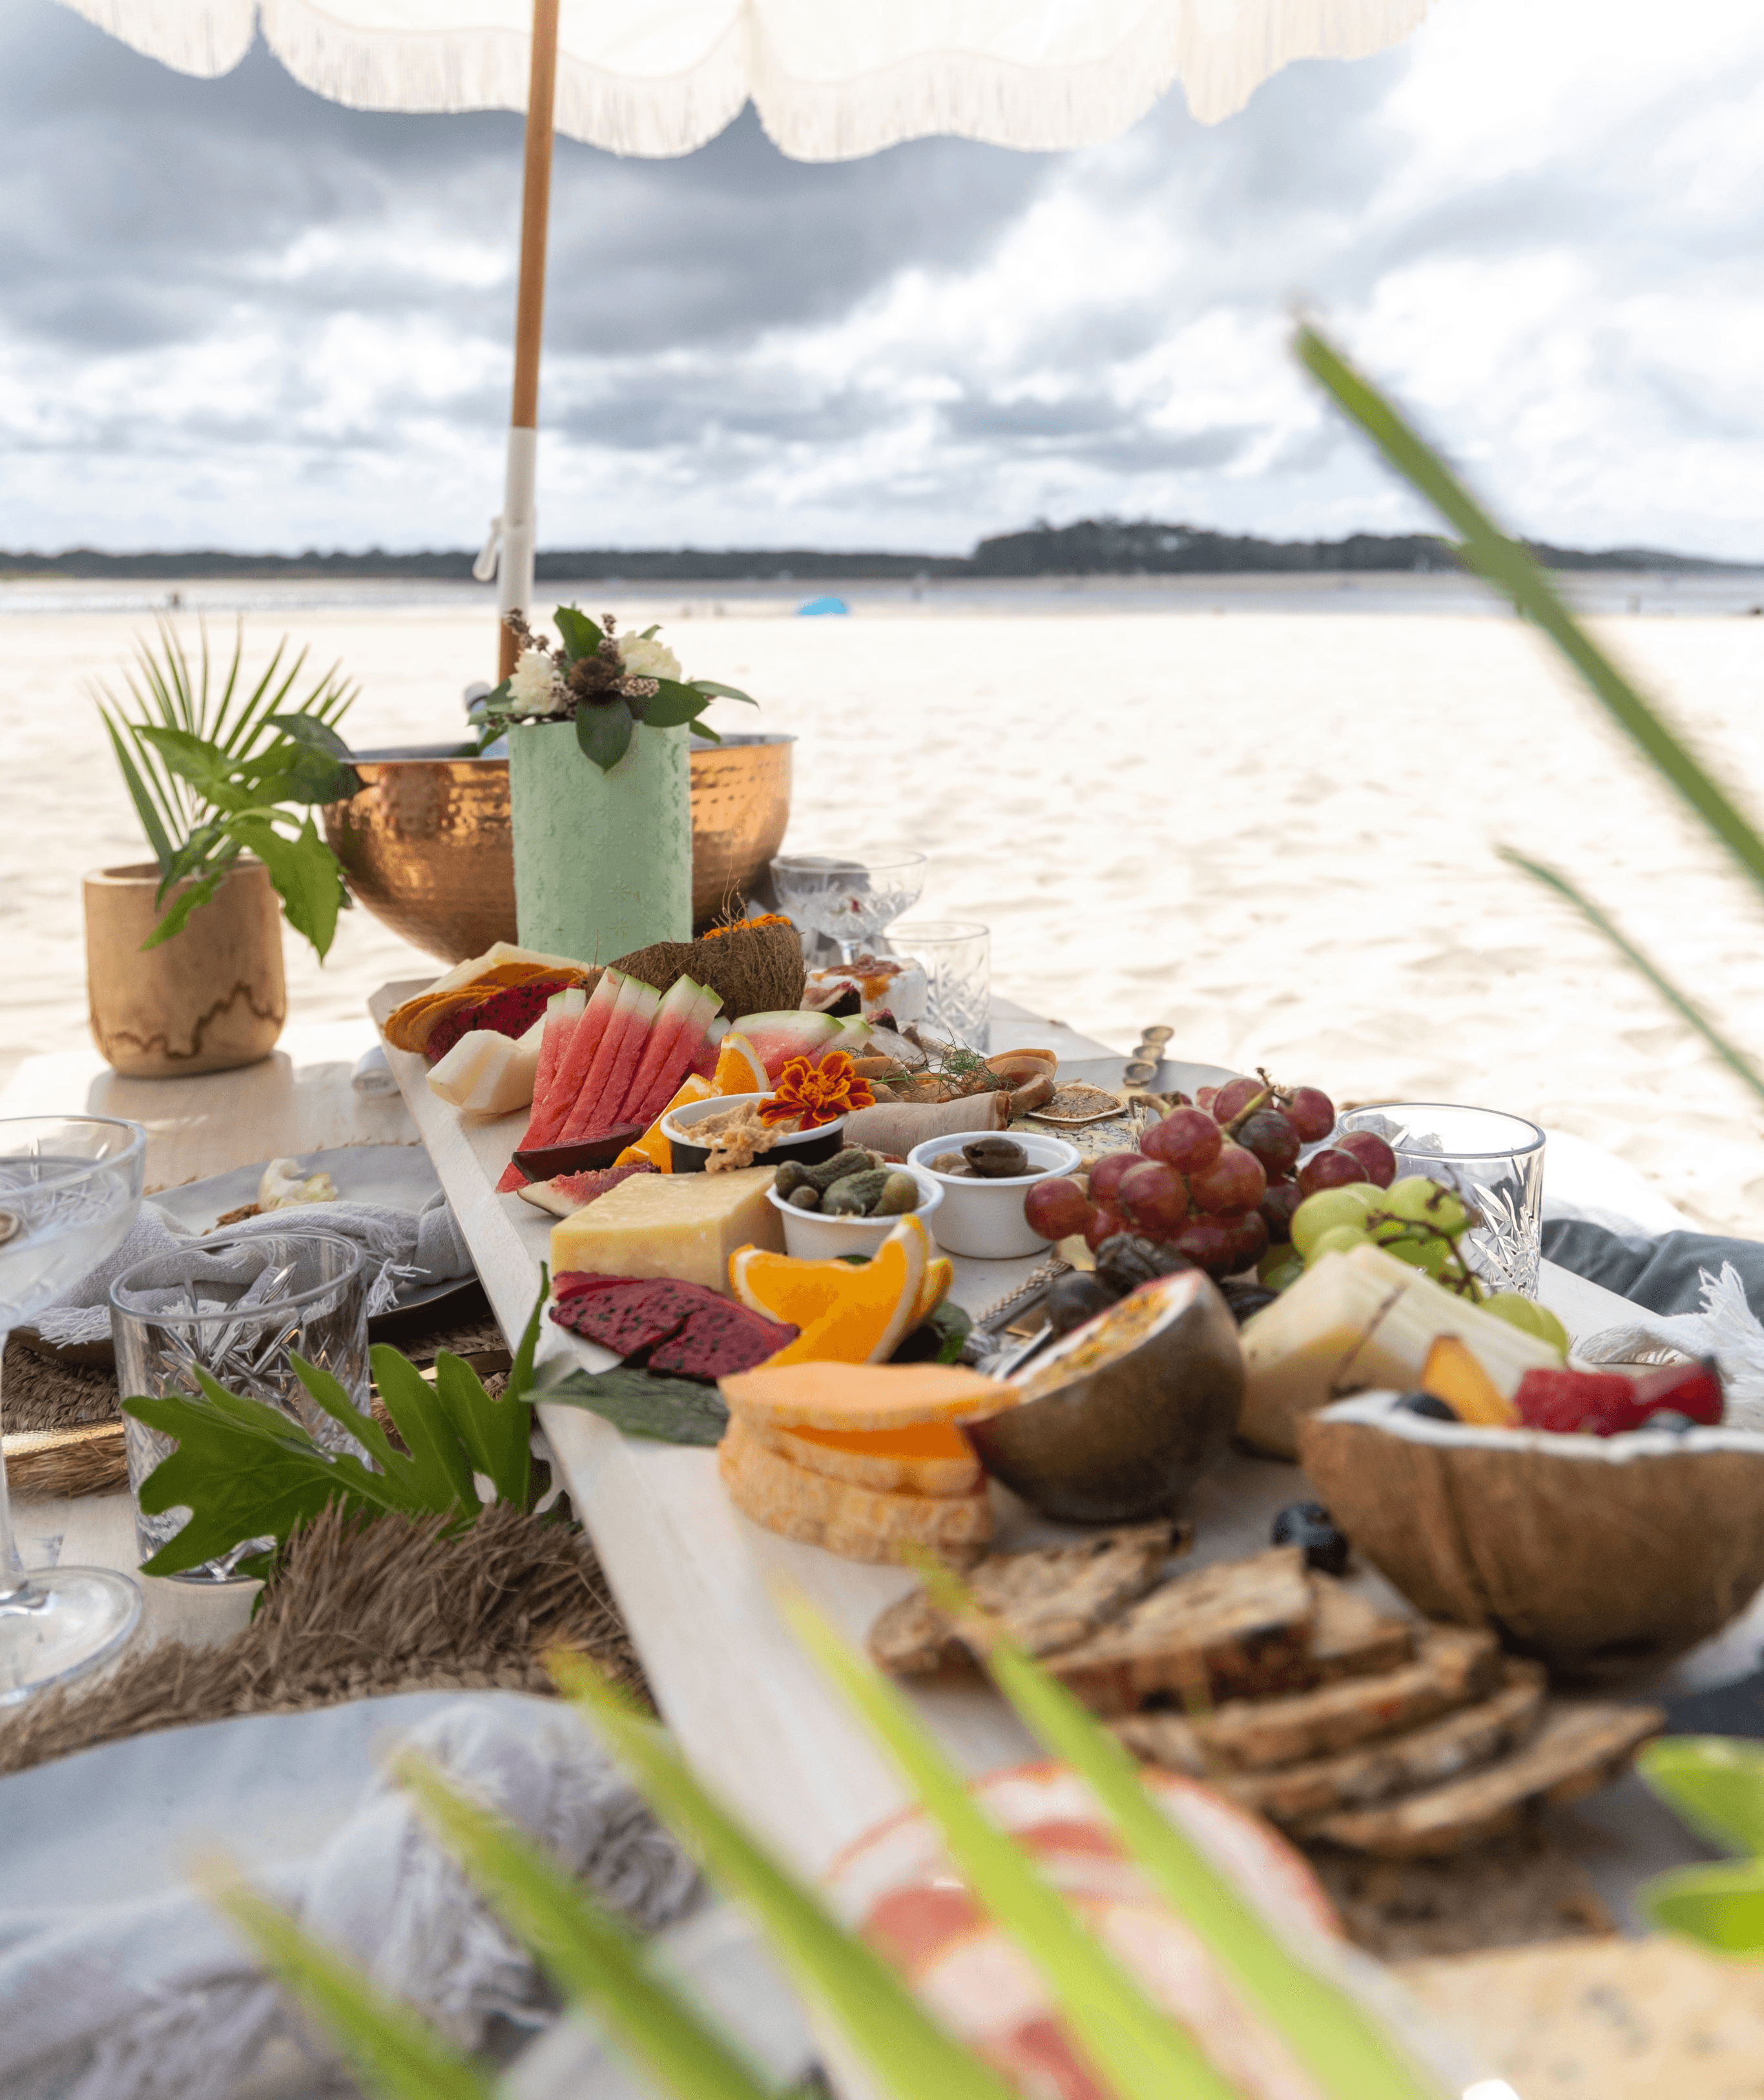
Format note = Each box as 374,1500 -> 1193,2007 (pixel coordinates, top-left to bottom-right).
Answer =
205,1865 -> 493,2099
1639,1737 -> 1764,1856
396,1755 -> 777,2100
556,1656 -> 1022,2100
1294,322 -> 1764,907
776,1591 -> 1244,2100
978,1630 -> 1442,2100
1502,851 -> 1764,1107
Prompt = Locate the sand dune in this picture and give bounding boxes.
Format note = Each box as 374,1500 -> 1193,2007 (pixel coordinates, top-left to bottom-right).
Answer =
5,598 -> 1763,1232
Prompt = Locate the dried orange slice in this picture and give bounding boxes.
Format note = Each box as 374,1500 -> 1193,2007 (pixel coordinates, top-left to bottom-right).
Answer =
730,1214 -> 929,1366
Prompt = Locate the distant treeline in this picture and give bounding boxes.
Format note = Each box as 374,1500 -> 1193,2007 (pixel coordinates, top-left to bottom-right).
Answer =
1,519 -> 1751,581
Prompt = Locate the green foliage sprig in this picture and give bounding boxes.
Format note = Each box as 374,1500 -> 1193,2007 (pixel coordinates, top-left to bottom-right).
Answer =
477,607 -> 756,774
120,1277 -> 547,1580
96,619 -> 360,958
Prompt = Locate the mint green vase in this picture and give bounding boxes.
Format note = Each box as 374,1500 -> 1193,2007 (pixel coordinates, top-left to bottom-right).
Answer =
508,717 -> 692,965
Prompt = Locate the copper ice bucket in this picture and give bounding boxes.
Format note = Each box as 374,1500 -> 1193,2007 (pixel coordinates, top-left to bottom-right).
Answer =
324,734 -> 794,963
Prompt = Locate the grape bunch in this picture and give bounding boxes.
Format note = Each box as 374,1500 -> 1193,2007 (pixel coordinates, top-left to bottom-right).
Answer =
1022,1071 -> 1346,1282
1277,1175 -> 1480,1297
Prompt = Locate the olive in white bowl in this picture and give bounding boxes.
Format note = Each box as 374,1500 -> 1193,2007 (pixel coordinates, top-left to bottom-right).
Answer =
906,1131 -> 1082,1259
767,1162 -> 943,1259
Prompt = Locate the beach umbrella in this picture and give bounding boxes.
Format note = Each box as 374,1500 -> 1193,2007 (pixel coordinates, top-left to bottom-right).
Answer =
57,1 -> 1432,675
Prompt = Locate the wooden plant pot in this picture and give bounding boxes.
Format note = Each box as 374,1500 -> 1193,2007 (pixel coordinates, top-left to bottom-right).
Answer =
84,860 -> 287,1078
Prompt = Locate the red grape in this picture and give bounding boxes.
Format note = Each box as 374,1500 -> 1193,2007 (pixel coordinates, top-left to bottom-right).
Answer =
1188,1142 -> 1267,1215
1088,1151 -> 1147,1206
1283,1087 -> 1336,1143
1170,1214 -> 1238,1277
1196,1086 -> 1219,1112
1142,1107 -> 1223,1176
1116,1160 -> 1188,1237
1023,1176 -> 1094,1242
1336,1130 -> 1397,1189
1084,1204 -> 1126,1252
1296,1147 -> 1364,1197
1258,1180 -> 1302,1244
1220,1208 -> 1270,1272
1236,1108 -> 1300,1179
1212,1076 -> 1265,1124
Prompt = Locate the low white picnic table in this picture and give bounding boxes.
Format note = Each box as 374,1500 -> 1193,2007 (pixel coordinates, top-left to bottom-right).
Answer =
0,1004 -> 1739,1922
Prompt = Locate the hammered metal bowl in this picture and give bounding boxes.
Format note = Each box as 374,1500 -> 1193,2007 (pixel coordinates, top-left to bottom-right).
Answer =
324,734 -> 794,963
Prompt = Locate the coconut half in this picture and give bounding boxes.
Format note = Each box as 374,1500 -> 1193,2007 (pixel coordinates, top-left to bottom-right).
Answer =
1299,1391 -> 1764,1681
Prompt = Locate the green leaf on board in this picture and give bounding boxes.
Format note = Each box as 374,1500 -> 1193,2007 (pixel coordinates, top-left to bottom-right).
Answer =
1502,852 -> 1764,1109
890,1300 -> 972,1365
1639,1737 -> 1764,1857
207,1866 -> 494,2100
688,679 -> 760,706
639,677 -> 718,730
970,1612 -> 1442,2100
577,697 -> 636,774
556,1656 -> 1021,2100
396,1754 -> 778,2100
535,1363 -> 730,1446
1641,1858 -> 1764,1955
776,1590 -> 1243,2100
554,606 -> 605,664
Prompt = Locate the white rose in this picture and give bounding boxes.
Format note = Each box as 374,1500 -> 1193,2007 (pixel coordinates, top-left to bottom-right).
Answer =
510,647 -> 564,712
619,634 -> 683,683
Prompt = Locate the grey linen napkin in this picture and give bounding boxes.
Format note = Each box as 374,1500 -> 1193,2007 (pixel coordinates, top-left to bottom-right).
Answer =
30,1194 -> 473,1348
0,1700 -> 700,2100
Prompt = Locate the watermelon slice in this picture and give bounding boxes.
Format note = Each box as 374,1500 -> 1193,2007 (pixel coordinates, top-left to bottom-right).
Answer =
627,979 -> 723,1125
494,983 -> 592,1192
541,971 -> 624,1127
515,1160 -> 653,1220
621,975 -> 705,1125
562,974 -> 661,1139
731,1009 -> 842,1080
689,1015 -> 730,1080
824,1014 -> 875,1060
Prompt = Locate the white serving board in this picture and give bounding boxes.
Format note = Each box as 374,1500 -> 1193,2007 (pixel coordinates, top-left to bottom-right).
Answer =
369,981 -> 1675,1889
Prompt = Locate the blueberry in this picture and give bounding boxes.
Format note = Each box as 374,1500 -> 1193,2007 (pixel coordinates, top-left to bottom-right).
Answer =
1271,1500 -> 1351,1577
1396,1390 -> 1460,1423
1638,1409 -> 1697,1434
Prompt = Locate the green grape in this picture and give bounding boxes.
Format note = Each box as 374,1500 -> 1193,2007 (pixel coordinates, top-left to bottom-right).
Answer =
1291,1184 -> 1376,1260
1377,1175 -> 1470,1236
1258,1245 -> 1306,1293
1480,1292 -> 1570,1355
1306,1221 -> 1371,1264
1381,1233 -> 1450,1277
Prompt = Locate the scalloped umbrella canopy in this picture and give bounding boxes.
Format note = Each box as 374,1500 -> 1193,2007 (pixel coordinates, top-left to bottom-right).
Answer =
56,0 -> 1433,663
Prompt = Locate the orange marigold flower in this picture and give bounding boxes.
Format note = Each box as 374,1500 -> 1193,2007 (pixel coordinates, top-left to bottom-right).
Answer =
758,1051 -> 875,1128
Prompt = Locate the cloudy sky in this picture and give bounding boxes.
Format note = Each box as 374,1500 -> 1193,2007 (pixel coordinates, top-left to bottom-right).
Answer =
4,0 -> 1763,559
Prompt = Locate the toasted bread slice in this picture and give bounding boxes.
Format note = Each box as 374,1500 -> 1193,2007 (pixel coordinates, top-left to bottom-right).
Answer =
1303,1696 -> 1664,1857
1306,1575 -> 1415,1682
866,1523 -> 1184,1676
1045,1547 -> 1317,1717
1112,1625 -> 1500,1778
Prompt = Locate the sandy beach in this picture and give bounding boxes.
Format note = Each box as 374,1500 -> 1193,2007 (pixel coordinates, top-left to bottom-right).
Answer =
5,589 -> 1763,1234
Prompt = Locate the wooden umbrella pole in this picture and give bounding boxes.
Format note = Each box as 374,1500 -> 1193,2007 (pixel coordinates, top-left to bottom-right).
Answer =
498,0 -> 561,681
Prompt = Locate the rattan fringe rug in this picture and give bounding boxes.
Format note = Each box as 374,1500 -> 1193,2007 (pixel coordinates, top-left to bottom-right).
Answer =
0,1501 -> 649,1779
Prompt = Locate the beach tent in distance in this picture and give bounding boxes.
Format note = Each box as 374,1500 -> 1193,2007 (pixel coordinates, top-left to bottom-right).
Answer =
56,0 -> 1433,675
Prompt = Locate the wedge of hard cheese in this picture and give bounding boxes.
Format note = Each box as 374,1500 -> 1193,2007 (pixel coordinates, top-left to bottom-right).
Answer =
548,1164 -> 782,1295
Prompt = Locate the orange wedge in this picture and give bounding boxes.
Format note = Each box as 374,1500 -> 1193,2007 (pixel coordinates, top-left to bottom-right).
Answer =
730,1214 -> 929,1365
915,1255 -> 953,1325
1422,1333 -> 1519,1426
712,1031 -> 769,1095
619,1073 -> 714,1173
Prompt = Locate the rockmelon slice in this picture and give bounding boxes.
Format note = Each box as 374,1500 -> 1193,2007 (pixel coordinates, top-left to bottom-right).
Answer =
718,1417 -> 992,1562
747,1415 -> 982,1497
719,1357 -> 1005,1434
729,1214 -> 930,1365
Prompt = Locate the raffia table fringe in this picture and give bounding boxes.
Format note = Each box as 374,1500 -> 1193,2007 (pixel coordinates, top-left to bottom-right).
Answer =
0,1501 -> 649,1780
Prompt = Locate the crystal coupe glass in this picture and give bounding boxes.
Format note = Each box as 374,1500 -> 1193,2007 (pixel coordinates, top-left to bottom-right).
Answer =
770,849 -> 927,965
0,1115 -> 146,1703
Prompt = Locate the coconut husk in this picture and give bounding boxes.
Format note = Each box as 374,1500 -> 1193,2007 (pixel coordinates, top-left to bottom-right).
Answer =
1298,1397 -> 1764,1680
0,1501 -> 648,1780
612,918 -> 804,1018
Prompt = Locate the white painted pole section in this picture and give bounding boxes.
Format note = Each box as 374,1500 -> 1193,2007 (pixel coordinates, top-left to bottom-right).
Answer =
498,425 -> 538,625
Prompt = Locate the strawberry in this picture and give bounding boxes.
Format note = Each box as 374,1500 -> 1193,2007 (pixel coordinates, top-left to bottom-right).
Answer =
1629,1357 -> 1724,1426
1513,1368 -> 1648,1436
